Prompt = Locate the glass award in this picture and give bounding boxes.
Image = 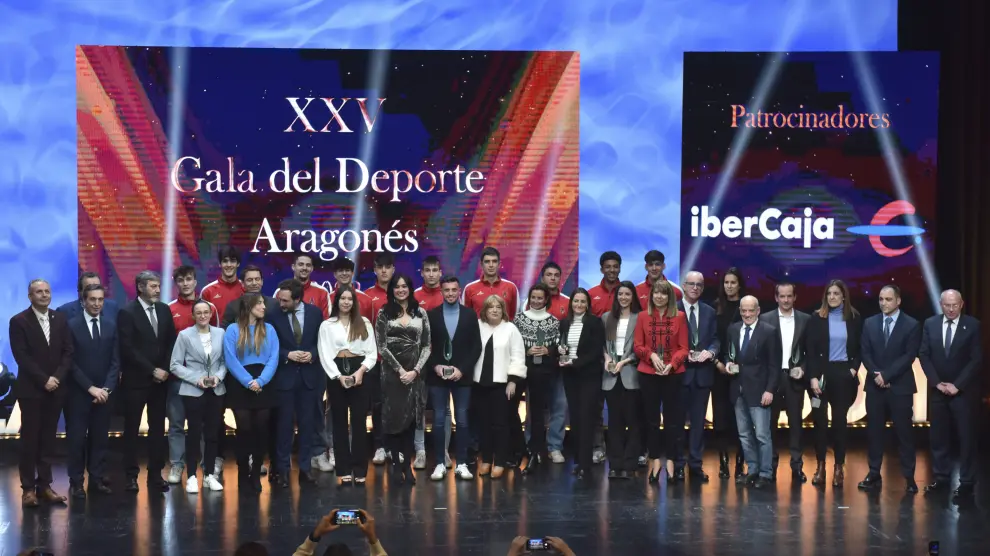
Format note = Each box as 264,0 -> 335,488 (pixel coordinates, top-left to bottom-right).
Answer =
443,336 -> 453,363
559,344 -> 570,363
606,340 -> 617,373
534,329 -> 545,365
788,350 -> 803,379
727,341 -> 739,375
655,345 -> 665,375
341,357 -> 352,376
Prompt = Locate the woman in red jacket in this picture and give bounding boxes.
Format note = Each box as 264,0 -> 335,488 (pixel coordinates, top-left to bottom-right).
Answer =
633,280 -> 689,484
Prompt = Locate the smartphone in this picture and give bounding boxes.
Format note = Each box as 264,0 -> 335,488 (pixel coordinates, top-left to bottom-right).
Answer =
333,510 -> 361,525
442,366 -> 454,379
527,538 -> 550,551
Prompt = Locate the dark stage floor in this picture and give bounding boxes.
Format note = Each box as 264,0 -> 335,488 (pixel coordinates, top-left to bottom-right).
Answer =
1,433 -> 988,556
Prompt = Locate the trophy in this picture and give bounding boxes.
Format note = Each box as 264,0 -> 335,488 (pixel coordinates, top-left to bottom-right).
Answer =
442,336 -> 454,378
203,349 -> 217,388
606,340 -> 617,373
558,344 -> 571,364
726,341 -> 739,375
533,329 -> 546,365
811,375 -> 825,408
654,344 -> 666,375
688,325 -> 700,362
788,349 -> 803,379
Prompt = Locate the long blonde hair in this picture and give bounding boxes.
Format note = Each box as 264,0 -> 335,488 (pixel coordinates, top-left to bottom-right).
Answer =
236,293 -> 268,358
647,280 -> 678,318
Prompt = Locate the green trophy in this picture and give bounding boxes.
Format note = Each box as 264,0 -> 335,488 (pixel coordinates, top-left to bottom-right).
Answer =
655,344 -> 666,375
788,349 -> 803,379
533,329 -> 545,365
442,336 -> 454,378
727,341 -> 739,375
606,340 -> 617,373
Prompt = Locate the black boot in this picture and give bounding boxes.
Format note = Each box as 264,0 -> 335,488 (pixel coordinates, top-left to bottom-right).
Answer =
734,452 -> 745,478
718,452 -> 730,479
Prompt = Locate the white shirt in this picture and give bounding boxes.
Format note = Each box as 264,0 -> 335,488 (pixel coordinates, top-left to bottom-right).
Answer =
86,313 -> 102,339
567,318 -> 584,355
778,310 -> 795,369
615,317 -> 630,357
943,315 -> 957,349
138,297 -> 157,327
739,321 -> 757,350
32,306 -> 51,343
474,321 -> 527,383
317,317 -> 378,379
199,330 -> 213,359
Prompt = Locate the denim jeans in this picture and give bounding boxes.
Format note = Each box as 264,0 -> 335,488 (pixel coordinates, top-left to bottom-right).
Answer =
166,380 -> 186,468
429,385 -> 469,463
734,396 -> 773,478
525,373 -> 567,452
313,388 -> 333,458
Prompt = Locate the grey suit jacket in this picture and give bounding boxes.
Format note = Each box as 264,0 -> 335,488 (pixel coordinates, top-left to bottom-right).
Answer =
601,311 -> 640,391
169,326 -> 228,397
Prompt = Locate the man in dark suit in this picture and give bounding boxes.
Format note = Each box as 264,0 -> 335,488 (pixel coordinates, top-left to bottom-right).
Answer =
424,275 -> 482,480
270,278 -> 323,486
674,271 -> 719,482
721,295 -> 781,489
55,271 -> 120,320
221,264 -> 279,328
759,281 -> 811,482
118,270 -> 177,493
858,284 -> 921,493
66,284 -> 119,498
9,278 -> 74,507
919,289 -> 983,501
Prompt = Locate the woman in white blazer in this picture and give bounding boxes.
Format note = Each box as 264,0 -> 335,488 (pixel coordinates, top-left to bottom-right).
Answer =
170,299 -> 227,493
473,294 -> 526,479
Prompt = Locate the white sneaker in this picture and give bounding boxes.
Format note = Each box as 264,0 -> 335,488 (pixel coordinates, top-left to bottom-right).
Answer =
185,476 -> 199,493
413,451 -> 427,469
445,452 -> 452,468
310,455 -> 321,469
550,450 -> 565,464
398,452 -> 405,464
203,474 -> 224,491
638,455 -> 648,467
327,451 -> 336,471
454,463 -> 473,480
168,465 -> 184,484
593,450 -> 606,464
430,464 -> 447,481
373,448 -> 386,465
313,452 -> 334,472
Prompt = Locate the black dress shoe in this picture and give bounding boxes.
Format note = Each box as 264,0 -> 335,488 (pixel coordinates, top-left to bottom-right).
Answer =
147,477 -> 170,492
952,484 -> 974,499
791,465 -> 807,484
734,454 -> 745,478
575,469 -> 586,479
752,476 -> 771,489
689,468 -> 710,483
90,480 -> 112,495
674,467 -> 686,482
905,479 -> 918,494
298,471 -> 317,484
735,473 -> 750,485
267,471 -> 280,484
924,480 -> 951,494
125,478 -> 139,492
857,474 -> 882,491
718,452 -> 730,479
70,485 -> 86,499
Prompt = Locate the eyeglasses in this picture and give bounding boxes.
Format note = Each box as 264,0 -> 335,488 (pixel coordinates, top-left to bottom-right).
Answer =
683,282 -> 704,288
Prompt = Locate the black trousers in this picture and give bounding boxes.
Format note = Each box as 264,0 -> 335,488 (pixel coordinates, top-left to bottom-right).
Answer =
639,373 -> 684,461
385,424 -> 415,470
327,379 -> 370,478
66,390 -> 112,486
473,383 -> 513,465
182,392 -> 225,477
929,389 -> 977,485
604,381 -> 641,472
18,394 -> 65,490
712,373 -> 742,455
508,381 -> 527,461
772,373 -> 808,465
122,384 -> 168,481
526,371 -> 556,456
368,369 -> 384,450
812,361 -> 858,464
233,408 -> 271,475
563,373 -> 601,471
865,389 -> 915,478
677,380 -> 711,471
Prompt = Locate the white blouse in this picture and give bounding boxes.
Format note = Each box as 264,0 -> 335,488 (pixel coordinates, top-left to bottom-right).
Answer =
615,317 -> 629,356
199,331 -> 213,359
317,317 -> 378,379
474,320 -> 527,384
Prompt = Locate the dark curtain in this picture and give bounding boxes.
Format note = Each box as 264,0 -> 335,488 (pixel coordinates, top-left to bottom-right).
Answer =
900,0 -> 989,405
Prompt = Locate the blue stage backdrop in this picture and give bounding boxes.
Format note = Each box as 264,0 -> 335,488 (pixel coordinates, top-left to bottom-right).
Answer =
0,0 -> 897,385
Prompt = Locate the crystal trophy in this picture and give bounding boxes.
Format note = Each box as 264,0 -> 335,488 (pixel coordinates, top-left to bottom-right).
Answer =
727,341 -> 739,375
655,344 -> 665,375
606,340 -> 617,373
533,329 -> 545,365
788,349 -> 803,379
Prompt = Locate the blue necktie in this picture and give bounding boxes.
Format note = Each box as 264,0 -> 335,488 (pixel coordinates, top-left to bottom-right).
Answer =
944,319 -> 953,354
91,317 -> 100,341
883,316 -> 892,345
741,325 -> 751,354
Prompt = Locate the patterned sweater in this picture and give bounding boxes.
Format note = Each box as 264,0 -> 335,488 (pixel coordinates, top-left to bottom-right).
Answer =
513,309 -> 561,372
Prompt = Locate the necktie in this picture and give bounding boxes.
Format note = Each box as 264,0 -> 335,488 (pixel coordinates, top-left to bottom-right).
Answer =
91,317 -> 101,341
40,314 -> 50,344
944,319 -> 954,354
148,306 -> 159,337
291,311 -> 303,345
689,305 -> 698,344
883,316 -> 892,345
741,325 -> 751,355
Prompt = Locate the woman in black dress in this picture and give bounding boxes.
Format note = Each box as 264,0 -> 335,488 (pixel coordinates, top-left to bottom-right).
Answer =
375,274 -> 431,485
713,267 -> 745,479
222,294 -> 279,493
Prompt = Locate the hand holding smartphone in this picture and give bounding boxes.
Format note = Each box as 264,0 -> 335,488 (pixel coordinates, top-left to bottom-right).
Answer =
332,509 -> 363,525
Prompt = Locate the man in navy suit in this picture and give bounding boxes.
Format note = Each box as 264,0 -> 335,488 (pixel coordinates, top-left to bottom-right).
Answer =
722,295 -> 781,489
9,278 -> 74,507
674,271 -> 719,482
66,284 -> 119,499
270,278 -> 323,487
56,272 -> 120,320
760,281 -> 811,483
919,289 -> 983,501
858,284 -> 921,493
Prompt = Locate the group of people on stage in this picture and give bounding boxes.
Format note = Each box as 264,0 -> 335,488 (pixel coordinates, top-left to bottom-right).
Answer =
8,244 -> 983,506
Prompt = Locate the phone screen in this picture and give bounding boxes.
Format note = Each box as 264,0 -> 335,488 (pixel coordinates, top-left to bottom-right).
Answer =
527,538 -> 548,550
335,510 -> 360,525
